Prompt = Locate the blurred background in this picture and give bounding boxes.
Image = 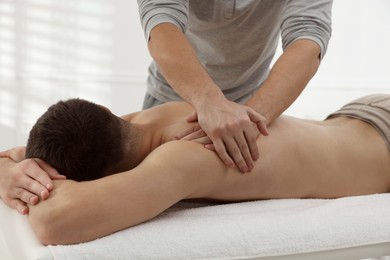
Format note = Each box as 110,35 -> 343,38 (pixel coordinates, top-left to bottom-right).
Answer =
0,0 -> 389,150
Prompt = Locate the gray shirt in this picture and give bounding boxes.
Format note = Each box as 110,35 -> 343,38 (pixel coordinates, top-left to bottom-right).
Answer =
138,0 -> 333,104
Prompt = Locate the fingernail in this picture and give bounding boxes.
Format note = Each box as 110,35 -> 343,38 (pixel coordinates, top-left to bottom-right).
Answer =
46,183 -> 52,190
19,207 -> 27,215
41,190 -> 49,199
30,196 -> 37,204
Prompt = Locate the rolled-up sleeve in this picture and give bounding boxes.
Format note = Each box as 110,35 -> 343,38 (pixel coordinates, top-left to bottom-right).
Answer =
281,0 -> 333,59
137,0 -> 189,41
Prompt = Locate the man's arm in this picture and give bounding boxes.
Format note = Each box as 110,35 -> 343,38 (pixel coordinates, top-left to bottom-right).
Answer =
28,141 -> 221,245
149,23 -> 268,173
246,39 -> 321,123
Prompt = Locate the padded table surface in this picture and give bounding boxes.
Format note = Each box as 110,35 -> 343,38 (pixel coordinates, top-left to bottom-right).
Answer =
49,194 -> 390,259
1,194 -> 390,259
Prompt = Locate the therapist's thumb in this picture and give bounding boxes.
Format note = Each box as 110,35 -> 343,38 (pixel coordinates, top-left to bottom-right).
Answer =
247,109 -> 269,136
186,111 -> 198,122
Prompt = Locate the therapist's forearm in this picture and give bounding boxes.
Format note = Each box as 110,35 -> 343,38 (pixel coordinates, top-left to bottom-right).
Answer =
148,23 -> 225,108
246,39 -> 321,125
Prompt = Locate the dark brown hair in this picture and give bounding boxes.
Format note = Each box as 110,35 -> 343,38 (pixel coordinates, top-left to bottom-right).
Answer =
26,99 -> 125,181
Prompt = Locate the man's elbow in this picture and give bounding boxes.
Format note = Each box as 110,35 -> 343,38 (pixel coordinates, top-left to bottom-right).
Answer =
28,180 -> 78,245
30,222 -> 55,246
28,208 -> 63,245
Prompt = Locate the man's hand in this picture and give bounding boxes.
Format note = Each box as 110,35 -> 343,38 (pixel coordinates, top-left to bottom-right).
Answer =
175,100 -> 268,173
0,148 -> 66,215
0,146 -> 26,162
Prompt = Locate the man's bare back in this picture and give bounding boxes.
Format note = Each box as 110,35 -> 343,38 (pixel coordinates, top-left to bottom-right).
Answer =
207,116 -> 390,200
125,101 -> 390,199
25,96 -> 390,245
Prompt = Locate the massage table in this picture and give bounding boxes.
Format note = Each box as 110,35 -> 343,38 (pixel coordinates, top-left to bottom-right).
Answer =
1,194 -> 390,260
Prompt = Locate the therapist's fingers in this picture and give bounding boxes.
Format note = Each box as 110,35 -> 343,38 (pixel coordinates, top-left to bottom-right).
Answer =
234,133 -> 254,172
223,135 -> 250,173
185,111 -> 198,123
192,136 -> 212,145
212,138 -> 235,168
174,123 -> 202,140
244,123 -> 261,161
181,129 -> 207,141
247,109 -> 269,136
204,143 -> 216,151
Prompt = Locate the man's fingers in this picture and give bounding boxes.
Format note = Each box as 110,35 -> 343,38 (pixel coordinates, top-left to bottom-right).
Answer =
13,147 -> 27,162
10,199 -> 29,215
0,149 -> 10,158
34,159 -> 66,182
15,176 -> 49,202
22,159 -> 54,191
0,147 -> 26,162
13,187 -> 40,205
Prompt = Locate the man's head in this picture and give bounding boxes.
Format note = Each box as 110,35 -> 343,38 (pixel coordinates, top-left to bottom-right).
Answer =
26,98 -> 129,181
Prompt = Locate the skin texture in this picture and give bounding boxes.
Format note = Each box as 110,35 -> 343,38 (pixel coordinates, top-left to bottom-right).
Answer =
22,101 -> 390,245
0,148 -> 65,214
149,23 -> 321,172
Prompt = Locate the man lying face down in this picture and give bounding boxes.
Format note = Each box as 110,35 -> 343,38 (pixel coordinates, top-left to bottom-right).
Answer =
1,94 -> 390,245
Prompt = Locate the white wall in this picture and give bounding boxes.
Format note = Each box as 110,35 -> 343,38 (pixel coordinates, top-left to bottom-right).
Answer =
0,0 -> 389,150
285,0 -> 390,118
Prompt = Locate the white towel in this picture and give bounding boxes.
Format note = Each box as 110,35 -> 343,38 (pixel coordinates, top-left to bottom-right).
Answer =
49,194 -> 390,259
0,200 -> 51,260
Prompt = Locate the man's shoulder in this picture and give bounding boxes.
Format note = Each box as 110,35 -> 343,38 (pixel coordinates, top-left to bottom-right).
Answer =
145,140 -> 214,167
154,101 -> 193,112
137,102 -> 193,123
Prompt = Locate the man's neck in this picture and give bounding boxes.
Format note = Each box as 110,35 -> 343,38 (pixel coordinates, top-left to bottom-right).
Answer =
121,122 -> 165,170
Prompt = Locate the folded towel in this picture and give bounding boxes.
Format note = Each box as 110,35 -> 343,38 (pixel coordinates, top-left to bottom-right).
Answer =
49,194 -> 390,259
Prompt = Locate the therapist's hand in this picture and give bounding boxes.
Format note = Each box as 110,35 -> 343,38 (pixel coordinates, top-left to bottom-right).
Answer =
0,147 -> 66,215
175,100 -> 268,173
